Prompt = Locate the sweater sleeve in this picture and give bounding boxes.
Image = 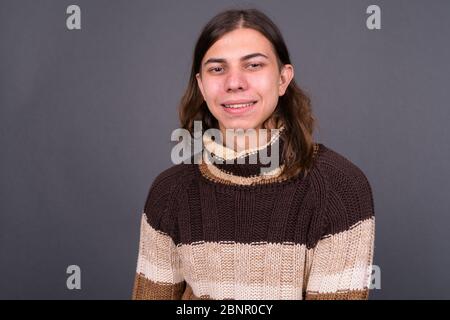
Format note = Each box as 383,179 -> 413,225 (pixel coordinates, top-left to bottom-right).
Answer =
304,166 -> 375,300
132,173 -> 186,300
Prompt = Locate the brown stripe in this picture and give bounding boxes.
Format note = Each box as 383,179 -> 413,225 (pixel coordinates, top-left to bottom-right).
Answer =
181,283 -> 212,300
305,289 -> 369,300
132,273 -> 186,300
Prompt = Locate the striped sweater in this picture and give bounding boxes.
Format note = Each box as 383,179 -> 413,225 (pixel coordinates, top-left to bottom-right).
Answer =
132,129 -> 375,300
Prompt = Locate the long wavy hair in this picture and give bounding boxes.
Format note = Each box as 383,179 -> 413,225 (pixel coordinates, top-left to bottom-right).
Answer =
178,8 -> 317,179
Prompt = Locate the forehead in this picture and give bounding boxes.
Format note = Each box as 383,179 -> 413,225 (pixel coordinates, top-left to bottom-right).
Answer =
202,28 -> 276,62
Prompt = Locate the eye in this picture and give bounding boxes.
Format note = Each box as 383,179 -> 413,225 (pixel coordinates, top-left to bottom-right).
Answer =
208,66 -> 224,74
247,63 -> 263,69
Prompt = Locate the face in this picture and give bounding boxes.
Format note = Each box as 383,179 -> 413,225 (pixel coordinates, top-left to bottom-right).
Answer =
196,28 -> 294,135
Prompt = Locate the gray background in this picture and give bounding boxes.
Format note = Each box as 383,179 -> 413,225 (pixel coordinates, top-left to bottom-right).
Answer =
1,0 -> 449,299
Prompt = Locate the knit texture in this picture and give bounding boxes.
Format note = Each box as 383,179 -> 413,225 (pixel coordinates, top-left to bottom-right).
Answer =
132,130 -> 375,300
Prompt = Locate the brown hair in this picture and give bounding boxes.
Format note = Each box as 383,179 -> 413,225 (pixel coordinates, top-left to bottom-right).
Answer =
178,8 -> 317,179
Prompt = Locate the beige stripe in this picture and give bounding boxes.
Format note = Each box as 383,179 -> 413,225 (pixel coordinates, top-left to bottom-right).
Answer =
136,213 -> 184,284
177,241 -> 308,299
175,218 -> 374,299
200,160 -> 286,185
134,213 -> 374,299
305,217 -> 375,294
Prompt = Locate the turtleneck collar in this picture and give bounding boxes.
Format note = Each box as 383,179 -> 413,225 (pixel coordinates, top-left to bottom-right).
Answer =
198,127 -> 287,185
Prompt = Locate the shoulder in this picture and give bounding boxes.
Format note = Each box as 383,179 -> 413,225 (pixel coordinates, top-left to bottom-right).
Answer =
145,163 -> 195,200
314,143 -> 372,188
312,143 -> 375,235
142,163 -> 197,233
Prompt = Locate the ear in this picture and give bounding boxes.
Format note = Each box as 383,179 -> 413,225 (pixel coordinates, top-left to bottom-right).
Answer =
278,64 -> 294,96
196,73 -> 205,99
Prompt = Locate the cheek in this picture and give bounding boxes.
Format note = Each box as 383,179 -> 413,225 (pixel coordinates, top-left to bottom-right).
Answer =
202,80 -> 222,102
251,76 -> 279,102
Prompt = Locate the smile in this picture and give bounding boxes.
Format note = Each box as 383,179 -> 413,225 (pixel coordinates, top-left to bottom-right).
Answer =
221,101 -> 257,109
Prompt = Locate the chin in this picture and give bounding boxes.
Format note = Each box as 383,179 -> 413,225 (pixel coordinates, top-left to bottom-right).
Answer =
222,122 -> 258,131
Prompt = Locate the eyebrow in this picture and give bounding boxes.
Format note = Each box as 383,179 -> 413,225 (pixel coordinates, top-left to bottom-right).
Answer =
203,53 -> 269,66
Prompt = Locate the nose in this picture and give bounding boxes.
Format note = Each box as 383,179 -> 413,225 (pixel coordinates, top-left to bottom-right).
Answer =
224,69 -> 248,92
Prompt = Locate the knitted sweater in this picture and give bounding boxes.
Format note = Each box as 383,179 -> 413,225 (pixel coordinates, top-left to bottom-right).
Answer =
132,129 -> 375,300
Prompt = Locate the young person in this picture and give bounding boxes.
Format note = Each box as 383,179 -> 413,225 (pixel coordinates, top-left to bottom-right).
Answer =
132,8 -> 375,300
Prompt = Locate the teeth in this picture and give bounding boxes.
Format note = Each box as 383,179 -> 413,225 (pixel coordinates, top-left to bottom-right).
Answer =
223,101 -> 256,109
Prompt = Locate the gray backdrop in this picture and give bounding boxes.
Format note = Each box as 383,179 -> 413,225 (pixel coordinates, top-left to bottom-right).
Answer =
1,0 -> 449,299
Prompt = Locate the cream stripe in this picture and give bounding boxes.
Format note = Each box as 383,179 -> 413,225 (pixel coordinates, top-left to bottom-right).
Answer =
189,281 -> 304,300
306,265 -> 373,294
136,260 -> 184,284
136,213 -> 184,284
305,217 -> 375,294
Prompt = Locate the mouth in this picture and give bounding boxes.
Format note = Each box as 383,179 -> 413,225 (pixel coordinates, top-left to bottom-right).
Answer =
221,101 -> 258,114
